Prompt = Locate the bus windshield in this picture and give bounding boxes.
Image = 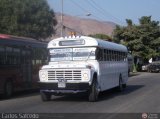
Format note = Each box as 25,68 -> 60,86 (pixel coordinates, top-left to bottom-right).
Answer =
49,47 -> 96,61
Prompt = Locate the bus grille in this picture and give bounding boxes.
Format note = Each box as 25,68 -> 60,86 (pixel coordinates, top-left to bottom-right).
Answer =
48,70 -> 82,80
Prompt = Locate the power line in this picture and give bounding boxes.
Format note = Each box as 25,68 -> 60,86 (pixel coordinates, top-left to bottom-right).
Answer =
63,0 -> 100,35
66,0 -> 111,22
69,0 -> 89,13
69,0 -> 108,22
86,0 -> 125,24
60,0 -> 115,36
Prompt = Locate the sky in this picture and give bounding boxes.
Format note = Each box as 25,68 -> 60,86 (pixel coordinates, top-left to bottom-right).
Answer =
47,0 -> 160,25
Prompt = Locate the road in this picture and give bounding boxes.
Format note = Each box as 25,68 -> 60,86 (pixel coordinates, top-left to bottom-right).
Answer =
0,72 -> 160,118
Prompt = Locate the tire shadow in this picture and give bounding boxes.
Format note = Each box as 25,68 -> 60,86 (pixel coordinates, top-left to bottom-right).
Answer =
47,85 -> 144,102
0,89 -> 39,101
129,72 -> 141,77
99,85 -> 144,101
50,93 -> 88,102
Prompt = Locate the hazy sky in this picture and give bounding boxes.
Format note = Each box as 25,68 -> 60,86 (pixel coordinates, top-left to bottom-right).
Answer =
47,0 -> 160,25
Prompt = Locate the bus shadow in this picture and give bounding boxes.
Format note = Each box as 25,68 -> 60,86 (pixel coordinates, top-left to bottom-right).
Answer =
99,85 -> 144,101
50,93 -> 88,102
49,85 -> 144,102
129,72 -> 141,77
0,89 -> 39,101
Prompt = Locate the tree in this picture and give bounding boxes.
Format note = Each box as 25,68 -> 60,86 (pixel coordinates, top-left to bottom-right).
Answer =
114,16 -> 160,60
113,16 -> 160,70
89,34 -> 112,41
0,0 -> 57,40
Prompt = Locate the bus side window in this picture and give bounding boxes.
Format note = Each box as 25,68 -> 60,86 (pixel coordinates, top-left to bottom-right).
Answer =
125,52 -> 128,61
115,51 -> 117,61
120,52 -> 124,61
13,48 -> 21,65
113,51 -> 116,61
100,49 -> 104,61
106,49 -> 109,61
123,52 -> 126,61
104,49 -> 106,61
0,46 -> 5,65
118,52 -> 120,61
6,47 -> 13,65
96,48 -> 103,61
111,50 -> 114,61
95,48 -> 99,60
107,50 -> 111,61
120,52 -> 122,61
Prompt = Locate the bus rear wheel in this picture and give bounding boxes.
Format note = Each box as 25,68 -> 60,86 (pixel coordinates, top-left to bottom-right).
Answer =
88,78 -> 99,102
40,91 -> 51,101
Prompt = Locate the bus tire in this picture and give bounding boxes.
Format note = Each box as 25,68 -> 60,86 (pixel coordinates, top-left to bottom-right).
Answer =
40,91 -> 51,101
117,76 -> 123,92
88,77 -> 99,102
123,84 -> 127,89
4,80 -> 13,98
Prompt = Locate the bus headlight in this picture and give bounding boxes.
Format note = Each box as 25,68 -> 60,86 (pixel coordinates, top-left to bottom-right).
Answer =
83,73 -> 88,80
39,70 -> 48,81
82,71 -> 90,80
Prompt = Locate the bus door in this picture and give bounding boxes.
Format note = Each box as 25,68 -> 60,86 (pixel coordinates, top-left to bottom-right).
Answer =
21,49 -> 32,88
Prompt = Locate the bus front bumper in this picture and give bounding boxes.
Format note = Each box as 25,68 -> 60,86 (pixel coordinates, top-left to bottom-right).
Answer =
39,82 -> 90,94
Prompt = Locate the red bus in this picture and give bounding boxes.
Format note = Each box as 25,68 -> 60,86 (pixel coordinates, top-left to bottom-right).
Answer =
0,34 -> 47,98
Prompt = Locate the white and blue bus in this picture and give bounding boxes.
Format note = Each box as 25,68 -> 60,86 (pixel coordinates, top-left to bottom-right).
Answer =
39,36 -> 128,102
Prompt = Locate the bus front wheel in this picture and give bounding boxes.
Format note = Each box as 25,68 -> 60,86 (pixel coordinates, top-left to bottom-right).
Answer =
88,78 -> 99,102
40,91 -> 51,101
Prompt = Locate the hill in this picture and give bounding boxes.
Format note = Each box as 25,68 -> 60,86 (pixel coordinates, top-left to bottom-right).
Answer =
53,13 -> 116,38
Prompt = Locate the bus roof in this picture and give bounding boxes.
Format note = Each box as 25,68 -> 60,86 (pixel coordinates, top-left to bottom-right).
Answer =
0,34 -> 47,48
48,36 -> 127,52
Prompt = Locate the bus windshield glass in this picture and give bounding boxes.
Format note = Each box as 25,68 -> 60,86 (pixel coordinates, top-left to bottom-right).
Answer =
49,47 -> 96,61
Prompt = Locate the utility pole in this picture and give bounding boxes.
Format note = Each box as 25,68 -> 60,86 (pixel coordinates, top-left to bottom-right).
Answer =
61,0 -> 63,37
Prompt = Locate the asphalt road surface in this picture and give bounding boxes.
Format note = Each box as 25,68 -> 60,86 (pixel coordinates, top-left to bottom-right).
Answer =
0,72 -> 160,118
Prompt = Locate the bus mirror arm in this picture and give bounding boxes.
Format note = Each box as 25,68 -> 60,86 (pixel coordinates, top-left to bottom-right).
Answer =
85,50 -> 93,62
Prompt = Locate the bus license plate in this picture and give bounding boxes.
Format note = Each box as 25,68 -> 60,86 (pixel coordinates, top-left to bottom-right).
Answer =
58,79 -> 66,88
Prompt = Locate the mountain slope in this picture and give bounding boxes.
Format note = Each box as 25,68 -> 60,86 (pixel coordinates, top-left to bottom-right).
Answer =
54,13 -> 116,37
